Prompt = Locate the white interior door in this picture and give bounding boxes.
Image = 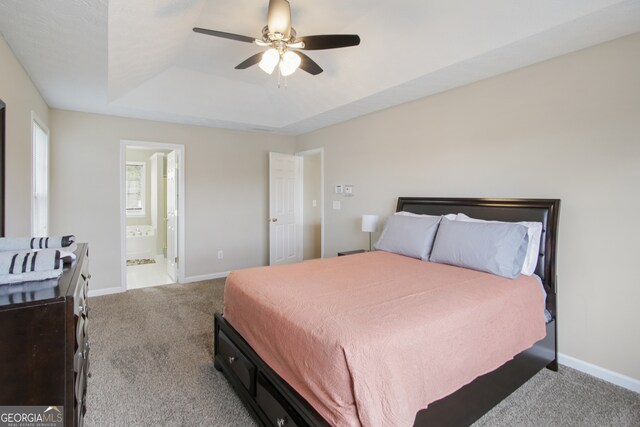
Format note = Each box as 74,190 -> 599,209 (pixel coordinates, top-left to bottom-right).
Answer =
269,152 -> 302,265
166,150 -> 178,281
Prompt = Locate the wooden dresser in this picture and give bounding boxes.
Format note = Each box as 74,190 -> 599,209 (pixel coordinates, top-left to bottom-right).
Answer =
0,244 -> 90,427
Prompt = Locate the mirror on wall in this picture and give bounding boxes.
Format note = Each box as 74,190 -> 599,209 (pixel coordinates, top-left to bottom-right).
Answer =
0,98 -> 4,236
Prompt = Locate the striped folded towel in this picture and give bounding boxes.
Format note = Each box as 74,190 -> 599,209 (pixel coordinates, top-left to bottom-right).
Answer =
0,277 -> 59,295
0,249 -> 62,275
0,235 -> 76,251
0,269 -> 63,285
51,242 -> 77,264
0,249 -> 63,285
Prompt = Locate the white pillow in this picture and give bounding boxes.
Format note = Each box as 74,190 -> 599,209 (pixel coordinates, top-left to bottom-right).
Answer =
455,213 -> 543,276
396,211 -> 457,221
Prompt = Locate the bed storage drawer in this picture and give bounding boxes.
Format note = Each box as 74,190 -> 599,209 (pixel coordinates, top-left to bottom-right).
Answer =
257,373 -> 303,427
217,331 -> 256,394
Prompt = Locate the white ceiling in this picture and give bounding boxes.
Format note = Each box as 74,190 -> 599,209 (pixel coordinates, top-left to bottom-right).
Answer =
1,0 -> 639,135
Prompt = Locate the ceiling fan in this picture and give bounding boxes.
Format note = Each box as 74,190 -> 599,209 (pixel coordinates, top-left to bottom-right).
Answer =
193,0 -> 360,77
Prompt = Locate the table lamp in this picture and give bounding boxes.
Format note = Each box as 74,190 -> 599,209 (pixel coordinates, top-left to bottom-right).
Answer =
361,214 -> 379,251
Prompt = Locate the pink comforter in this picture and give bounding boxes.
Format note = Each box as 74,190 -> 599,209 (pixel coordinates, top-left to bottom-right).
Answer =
224,251 -> 546,427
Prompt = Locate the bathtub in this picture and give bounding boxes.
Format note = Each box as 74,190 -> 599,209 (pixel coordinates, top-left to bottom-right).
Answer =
126,225 -> 157,260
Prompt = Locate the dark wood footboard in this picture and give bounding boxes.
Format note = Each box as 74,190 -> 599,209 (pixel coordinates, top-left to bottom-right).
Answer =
215,313 -> 556,427
215,313 -> 330,427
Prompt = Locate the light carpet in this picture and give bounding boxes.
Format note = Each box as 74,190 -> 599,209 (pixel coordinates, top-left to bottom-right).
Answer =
85,279 -> 639,427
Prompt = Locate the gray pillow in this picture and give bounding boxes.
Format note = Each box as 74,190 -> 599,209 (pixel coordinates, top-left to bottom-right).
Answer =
374,214 -> 441,259
429,218 -> 529,279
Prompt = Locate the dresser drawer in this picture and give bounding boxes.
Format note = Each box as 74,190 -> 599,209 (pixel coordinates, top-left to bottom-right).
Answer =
217,331 -> 256,394
256,373 -> 303,427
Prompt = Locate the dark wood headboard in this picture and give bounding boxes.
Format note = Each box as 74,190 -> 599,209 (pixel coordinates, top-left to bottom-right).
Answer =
396,197 -> 560,316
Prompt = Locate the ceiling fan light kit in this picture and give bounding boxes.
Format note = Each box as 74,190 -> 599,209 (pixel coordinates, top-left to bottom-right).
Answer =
259,48 -> 280,74
279,51 -> 301,77
193,0 -> 360,82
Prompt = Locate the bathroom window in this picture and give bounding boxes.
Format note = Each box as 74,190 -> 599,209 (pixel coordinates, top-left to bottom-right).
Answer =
126,162 -> 146,217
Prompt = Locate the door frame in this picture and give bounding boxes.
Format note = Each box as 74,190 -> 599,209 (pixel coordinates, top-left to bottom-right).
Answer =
295,148 -> 325,259
119,140 -> 186,292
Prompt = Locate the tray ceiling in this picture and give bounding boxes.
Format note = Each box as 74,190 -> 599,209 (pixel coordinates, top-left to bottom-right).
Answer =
1,0 -> 639,135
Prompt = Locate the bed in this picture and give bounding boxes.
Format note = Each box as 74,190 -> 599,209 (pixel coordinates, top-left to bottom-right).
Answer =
214,197 -> 560,426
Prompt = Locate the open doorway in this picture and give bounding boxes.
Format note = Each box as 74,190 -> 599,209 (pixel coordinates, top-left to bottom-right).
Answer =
120,141 -> 185,291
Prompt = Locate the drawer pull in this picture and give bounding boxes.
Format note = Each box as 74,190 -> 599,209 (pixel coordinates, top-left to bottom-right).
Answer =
277,417 -> 287,427
228,356 -> 237,364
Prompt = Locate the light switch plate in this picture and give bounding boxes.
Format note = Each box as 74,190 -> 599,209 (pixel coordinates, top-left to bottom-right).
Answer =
333,201 -> 341,210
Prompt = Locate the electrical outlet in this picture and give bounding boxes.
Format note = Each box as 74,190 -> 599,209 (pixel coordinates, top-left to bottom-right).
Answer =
217,250 -> 223,260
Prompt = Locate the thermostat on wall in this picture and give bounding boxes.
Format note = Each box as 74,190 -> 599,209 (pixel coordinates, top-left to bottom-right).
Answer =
335,184 -> 343,194
344,185 -> 353,196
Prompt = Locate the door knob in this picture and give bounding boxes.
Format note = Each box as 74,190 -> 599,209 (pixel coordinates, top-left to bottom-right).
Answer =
272,218 -> 278,222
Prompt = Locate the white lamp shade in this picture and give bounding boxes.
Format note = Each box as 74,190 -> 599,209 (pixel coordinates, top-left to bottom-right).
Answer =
361,214 -> 379,233
259,48 -> 279,74
279,51 -> 301,76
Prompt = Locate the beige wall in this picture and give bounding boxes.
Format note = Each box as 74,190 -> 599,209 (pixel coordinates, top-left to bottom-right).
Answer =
0,35 -> 49,235
302,153 -> 322,260
50,110 -> 296,291
296,34 -> 640,381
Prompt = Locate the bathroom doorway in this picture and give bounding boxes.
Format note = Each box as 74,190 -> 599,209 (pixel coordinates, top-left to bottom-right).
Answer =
120,141 -> 185,291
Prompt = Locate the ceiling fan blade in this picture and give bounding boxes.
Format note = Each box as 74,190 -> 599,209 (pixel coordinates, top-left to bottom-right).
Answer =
235,53 -> 264,70
267,0 -> 291,39
298,34 -> 360,50
193,27 -> 255,44
297,52 -> 323,75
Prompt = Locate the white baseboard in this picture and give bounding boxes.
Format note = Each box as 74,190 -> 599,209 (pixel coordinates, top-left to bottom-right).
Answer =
181,271 -> 230,284
88,272 -> 229,296
558,352 -> 640,393
88,286 -> 123,298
